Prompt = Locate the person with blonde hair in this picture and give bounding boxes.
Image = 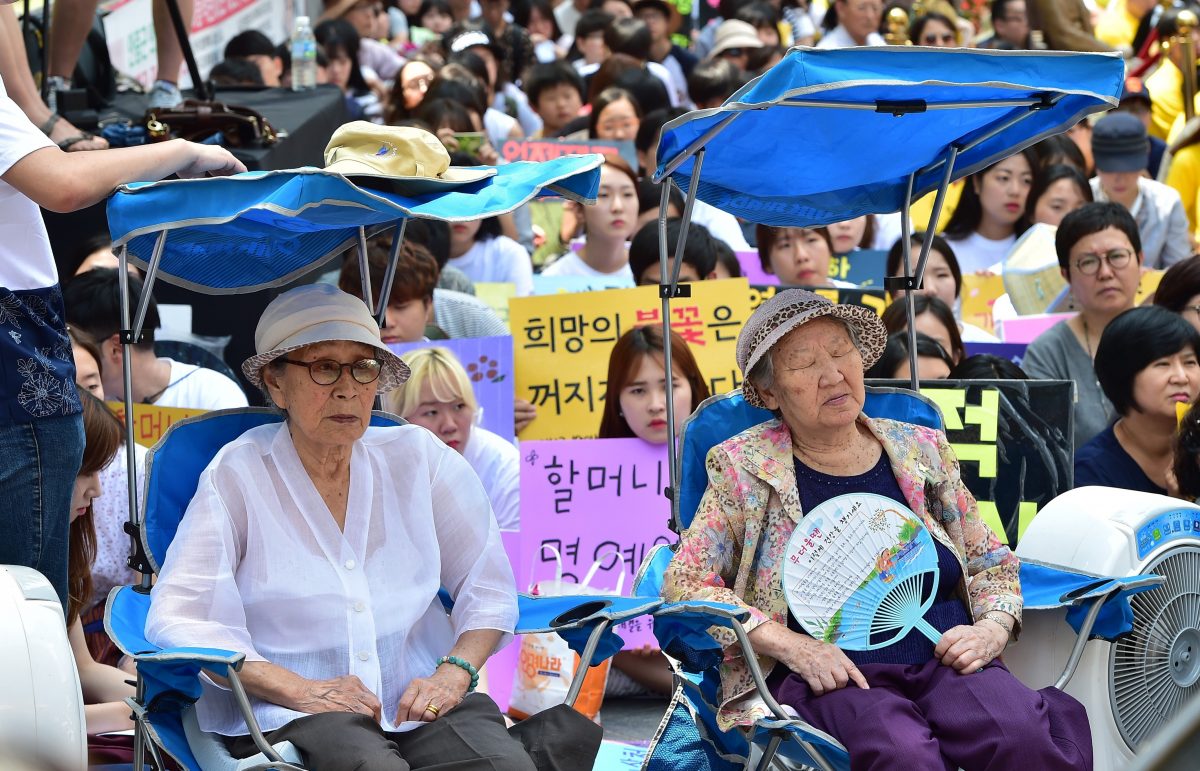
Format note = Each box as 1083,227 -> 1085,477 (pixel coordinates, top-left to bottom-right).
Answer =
388,347 -> 520,530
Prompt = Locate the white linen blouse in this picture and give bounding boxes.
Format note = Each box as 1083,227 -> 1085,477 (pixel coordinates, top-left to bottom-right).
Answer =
145,422 -> 518,736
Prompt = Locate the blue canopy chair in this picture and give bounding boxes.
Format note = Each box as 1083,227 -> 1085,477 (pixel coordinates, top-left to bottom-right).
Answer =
633,390 -> 1163,771
628,46 -> 1160,770
100,156 -> 672,770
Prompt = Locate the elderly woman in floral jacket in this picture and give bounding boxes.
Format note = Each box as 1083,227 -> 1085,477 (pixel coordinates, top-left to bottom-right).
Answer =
662,289 -> 1092,771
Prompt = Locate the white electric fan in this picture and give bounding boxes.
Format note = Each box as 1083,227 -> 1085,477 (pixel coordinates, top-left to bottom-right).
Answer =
1005,486 -> 1200,771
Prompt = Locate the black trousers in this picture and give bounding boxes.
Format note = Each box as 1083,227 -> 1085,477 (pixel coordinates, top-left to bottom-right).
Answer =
224,693 -> 601,771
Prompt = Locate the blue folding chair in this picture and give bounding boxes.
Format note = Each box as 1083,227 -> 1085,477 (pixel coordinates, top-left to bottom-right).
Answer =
634,389 -> 1164,771
104,408 -> 661,771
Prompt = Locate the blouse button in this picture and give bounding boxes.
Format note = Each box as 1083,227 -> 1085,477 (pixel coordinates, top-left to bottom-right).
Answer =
345,559 -> 357,570
353,601 -> 366,612
358,651 -> 370,661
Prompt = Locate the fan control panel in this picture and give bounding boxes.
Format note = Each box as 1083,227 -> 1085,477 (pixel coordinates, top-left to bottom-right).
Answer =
1136,508 -> 1200,559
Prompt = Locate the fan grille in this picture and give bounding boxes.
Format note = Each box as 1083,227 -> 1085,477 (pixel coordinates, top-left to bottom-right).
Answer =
1109,545 -> 1200,750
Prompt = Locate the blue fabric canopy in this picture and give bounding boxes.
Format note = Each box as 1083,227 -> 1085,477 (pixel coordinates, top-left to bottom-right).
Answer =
654,47 -> 1123,227
107,155 -> 603,294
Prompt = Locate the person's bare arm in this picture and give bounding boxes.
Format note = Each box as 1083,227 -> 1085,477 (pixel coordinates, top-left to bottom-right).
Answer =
396,628 -> 502,723
2,138 -> 245,213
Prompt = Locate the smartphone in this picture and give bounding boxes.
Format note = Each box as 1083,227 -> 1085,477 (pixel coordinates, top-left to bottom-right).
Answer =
452,132 -> 486,157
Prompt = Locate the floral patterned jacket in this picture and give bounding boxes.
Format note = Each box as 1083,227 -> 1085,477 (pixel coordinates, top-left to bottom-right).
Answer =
661,415 -> 1022,731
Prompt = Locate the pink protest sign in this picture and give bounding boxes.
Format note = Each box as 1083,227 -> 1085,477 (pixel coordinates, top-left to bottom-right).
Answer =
737,251 -> 778,285
996,312 -> 1074,344
519,437 -> 676,649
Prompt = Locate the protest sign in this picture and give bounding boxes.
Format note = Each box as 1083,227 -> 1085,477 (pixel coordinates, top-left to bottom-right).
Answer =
105,0 -> 289,90
511,279 -> 750,440
474,282 -> 515,331
107,402 -> 207,447
736,251 -> 775,284
832,249 -> 888,288
995,312 -> 1073,344
735,250 -> 887,289
961,274 -> 1006,335
500,138 -> 638,170
388,336 -> 515,441
519,438 -> 675,649
963,342 -> 1029,366
867,379 -> 1074,547
532,275 -> 633,295
749,284 -> 888,315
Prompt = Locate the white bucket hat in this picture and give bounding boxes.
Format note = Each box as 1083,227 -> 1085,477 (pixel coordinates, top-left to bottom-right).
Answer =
241,284 -> 409,392
323,122 -> 495,196
736,289 -> 887,408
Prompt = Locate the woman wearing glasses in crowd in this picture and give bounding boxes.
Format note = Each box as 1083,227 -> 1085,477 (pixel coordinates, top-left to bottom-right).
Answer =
589,87 -> 642,142
1075,306 -> 1200,495
1022,202 -> 1143,450
816,0 -> 884,48
147,284 -> 595,770
385,58 -> 436,124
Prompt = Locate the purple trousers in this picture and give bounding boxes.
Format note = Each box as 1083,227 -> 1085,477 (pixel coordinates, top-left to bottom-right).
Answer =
771,659 -> 1093,771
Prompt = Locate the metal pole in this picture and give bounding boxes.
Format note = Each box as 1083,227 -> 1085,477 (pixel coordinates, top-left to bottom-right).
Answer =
1177,11 -> 1198,122
564,621 -> 610,706
357,226 -> 373,314
116,246 -> 150,592
913,144 -> 960,290
663,149 -> 705,510
900,173 -> 920,392
132,232 -> 167,341
161,0 -> 208,101
375,220 -> 407,326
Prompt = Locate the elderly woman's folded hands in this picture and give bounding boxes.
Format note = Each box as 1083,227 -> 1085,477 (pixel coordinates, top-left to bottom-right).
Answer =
933,619 -> 1010,674
752,621 -> 870,697
293,674 -> 383,720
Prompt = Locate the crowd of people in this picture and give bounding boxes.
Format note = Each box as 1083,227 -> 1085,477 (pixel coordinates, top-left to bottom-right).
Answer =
6,0 -> 1200,767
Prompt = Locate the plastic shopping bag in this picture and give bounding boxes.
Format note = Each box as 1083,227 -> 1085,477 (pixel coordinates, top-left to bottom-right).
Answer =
508,548 -> 622,722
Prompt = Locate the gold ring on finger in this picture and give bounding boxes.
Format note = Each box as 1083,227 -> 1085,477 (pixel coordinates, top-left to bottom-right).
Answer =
424,702 -> 440,716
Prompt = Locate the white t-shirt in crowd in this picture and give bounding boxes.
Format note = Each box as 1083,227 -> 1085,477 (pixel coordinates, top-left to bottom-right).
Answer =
540,250 -> 636,285
449,235 -> 534,296
944,231 -> 1016,275
816,25 -> 886,48
155,359 -> 249,411
463,425 -> 520,530
0,83 -> 54,292
91,441 -> 149,607
691,200 -> 751,252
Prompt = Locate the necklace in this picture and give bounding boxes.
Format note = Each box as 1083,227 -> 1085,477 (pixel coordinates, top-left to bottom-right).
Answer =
1081,316 -> 1094,360
1081,315 -> 1114,422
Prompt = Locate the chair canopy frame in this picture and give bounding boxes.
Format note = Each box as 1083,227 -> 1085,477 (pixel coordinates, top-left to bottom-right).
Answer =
106,157 -> 604,591
647,46 -> 1123,514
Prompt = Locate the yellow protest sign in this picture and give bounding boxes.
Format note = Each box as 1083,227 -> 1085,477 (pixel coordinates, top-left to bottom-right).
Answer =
960,274 -> 1006,335
475,282 -> 516,331
511,279 -> 751,439
748,285 -> 888,316
107,402 -> 207,448
1135,269 -> 1164,306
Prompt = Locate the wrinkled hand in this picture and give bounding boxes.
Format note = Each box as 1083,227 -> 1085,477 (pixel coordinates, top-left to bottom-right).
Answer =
292,674 -> 381,720
397,665 -> 471,723
934,623 -> 1007,674
514,398 -> 537,434
177,142 -> 246,178
780,637 -> 869,696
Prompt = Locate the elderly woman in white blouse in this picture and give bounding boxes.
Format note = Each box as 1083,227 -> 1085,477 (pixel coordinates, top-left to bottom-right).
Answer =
145,284 -> 557,771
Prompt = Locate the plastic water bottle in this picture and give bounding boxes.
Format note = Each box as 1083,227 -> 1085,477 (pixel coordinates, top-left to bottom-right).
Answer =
291,16 -> 317,91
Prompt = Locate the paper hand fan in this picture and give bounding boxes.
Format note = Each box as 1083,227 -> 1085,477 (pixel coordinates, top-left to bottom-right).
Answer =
782,493 -> 942,650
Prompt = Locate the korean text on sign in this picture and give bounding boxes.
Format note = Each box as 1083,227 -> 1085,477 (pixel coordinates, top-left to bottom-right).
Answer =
511,279 -> 752,439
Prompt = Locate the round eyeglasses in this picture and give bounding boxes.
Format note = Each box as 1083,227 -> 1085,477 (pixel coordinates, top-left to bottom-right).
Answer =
280,357 -> 383,385
1073,248 -> 1134,276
